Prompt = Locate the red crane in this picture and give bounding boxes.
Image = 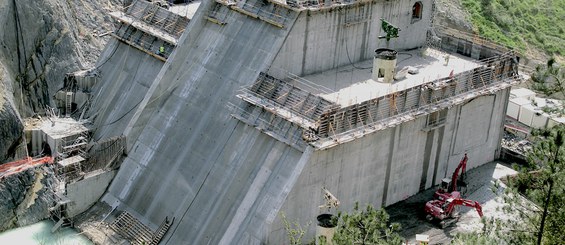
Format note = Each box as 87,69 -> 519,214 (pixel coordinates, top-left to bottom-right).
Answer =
434,153 -> 468,201
425,197 -> 483,228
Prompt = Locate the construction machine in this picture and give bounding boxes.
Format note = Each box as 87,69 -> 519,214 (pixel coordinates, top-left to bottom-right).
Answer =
425,197 -> 483,228
434,153 -> 468,201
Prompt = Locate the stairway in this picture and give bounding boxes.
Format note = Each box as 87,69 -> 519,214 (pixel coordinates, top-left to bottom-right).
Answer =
149,217 -> 174,245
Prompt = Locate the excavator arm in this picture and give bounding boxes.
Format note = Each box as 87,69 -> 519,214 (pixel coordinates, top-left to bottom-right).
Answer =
446,198 -> 483,218
450,153 -> 468,192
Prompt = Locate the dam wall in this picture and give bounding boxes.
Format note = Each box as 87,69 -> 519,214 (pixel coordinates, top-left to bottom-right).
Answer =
269,87 -> 510,243
88,0 -> 191,141
99,0 -> 306,244
88,40 -> 164,141
271,0 -> 433,76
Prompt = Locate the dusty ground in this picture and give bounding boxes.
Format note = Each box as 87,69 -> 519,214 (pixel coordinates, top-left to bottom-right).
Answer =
386,161 -> 517,244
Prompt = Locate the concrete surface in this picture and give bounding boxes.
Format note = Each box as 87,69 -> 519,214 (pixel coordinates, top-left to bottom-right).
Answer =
86,0 -> 516,244
302,48 -> 481,106
66,170 -> 116,218
87,40 -> 164,141
271,0 -> 434,76
101,1 -> 305,244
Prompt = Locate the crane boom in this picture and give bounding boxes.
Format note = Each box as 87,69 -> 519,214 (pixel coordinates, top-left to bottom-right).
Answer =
445,198 -> 483,218
434,154 -> 468,201
450,153 -> 468,193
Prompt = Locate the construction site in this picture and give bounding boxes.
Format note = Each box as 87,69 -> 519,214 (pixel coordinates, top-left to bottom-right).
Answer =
0,0 -> 531,244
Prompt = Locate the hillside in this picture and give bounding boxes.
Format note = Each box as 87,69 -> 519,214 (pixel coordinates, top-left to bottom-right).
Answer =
460,0 -> 565,62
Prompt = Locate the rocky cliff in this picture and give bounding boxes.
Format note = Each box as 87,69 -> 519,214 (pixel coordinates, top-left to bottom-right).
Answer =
0,0 -> 119,161
0,0 -> 120,231
0,62 -> 23,163
0,166 -> 56,232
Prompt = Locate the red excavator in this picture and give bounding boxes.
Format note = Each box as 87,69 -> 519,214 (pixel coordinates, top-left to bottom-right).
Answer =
425,197 -> 483,228
433,153 -> 468,201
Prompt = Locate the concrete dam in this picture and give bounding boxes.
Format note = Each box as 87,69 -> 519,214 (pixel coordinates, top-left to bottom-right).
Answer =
14,0 -> 521,244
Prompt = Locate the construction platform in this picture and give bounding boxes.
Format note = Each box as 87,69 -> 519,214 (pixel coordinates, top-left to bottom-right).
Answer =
304,48 -> 482,106
39,118 -> 89,141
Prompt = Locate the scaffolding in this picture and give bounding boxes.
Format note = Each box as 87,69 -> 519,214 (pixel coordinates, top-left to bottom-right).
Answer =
121,0 -> 189,39
315,52 -> 518,138
55,131 -> 89,183
109,0 -> 191,61
228,102 -> 309,151
233,50 -> 520,150
215,0 -> 293,28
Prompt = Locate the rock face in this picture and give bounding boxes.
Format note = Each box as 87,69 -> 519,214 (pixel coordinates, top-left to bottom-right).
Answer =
0,0 -> 117,117
0,0 -> 120,231
0,62 -> 23,163
0,0 -> 120,160
0,166 -> 56,232
434,0 -> 473,32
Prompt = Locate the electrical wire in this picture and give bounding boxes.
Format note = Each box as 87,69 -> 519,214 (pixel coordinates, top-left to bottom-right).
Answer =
344,36 -> 372,70
396,52 -> 413,65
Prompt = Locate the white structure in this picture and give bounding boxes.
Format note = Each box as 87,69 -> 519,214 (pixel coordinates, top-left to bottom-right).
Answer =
506,88 -> 563,129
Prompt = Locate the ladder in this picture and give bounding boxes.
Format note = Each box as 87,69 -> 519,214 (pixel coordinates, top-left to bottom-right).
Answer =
65,92 -> 73,117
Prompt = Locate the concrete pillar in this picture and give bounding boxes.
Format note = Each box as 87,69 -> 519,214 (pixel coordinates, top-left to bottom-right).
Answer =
316,214 -> 337,244
372,49 -> 397,83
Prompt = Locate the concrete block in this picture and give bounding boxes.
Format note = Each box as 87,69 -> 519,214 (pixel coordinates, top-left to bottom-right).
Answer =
507,97 -> 530,119
510,88 -> 536,100
518,104 -> 535,127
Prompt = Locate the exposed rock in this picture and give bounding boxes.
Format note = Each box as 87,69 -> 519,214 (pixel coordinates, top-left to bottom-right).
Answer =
0,166 -> 56,232
0,98 -> 23,163
433,0 -> 473,32
0,0 -> 120,117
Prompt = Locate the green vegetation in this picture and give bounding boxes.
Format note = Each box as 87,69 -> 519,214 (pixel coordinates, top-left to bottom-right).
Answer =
461,0 -> 565,56
531,57 -> 565,100
331,202 -> 402,245
457,125 -> 565,244
280,212 -> 310,245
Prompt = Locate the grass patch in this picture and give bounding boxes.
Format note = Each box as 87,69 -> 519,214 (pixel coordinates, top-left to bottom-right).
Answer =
461,0 -> 565,56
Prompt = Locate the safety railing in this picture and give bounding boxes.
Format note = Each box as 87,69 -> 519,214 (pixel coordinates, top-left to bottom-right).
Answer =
316,52 -> 520,138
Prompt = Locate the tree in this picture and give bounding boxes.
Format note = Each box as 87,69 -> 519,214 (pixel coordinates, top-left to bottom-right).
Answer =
332,202 -> 402,245
280,212 -> 310,245
455,125 -> 565,244
500,125 -> 565,245
531,58 -> 565,115
531,58 -> 565,99
526,125 -> 565,245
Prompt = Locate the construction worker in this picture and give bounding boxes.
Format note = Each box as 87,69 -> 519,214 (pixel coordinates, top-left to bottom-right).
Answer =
158,45 -> 166,56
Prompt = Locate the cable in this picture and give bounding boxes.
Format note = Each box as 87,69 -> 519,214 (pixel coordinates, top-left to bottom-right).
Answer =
396,52 -> 413,65
164,121 -> 239,244
344,35 -> 372,70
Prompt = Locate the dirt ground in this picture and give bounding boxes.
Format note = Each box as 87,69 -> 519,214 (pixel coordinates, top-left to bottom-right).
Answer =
386,161 -> 517,244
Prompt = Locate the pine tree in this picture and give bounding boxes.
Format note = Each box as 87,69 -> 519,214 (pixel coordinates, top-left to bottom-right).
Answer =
332,202 -> 402,245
